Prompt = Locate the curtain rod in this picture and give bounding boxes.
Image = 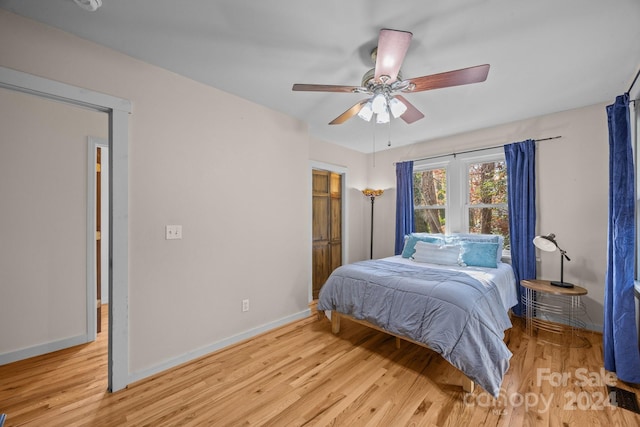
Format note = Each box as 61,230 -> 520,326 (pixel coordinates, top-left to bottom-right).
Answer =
401,136 -> 562,164
628,68 -> 640,94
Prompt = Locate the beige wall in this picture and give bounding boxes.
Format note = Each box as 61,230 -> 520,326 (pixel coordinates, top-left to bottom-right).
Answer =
0,87 -> 107,357
368,103 -> 609,330
0,9 -> 368,377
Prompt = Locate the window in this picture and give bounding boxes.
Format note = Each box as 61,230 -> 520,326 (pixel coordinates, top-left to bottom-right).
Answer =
413,148 -> 510,248
467,160 -> 509,247
413,166 -> 447,233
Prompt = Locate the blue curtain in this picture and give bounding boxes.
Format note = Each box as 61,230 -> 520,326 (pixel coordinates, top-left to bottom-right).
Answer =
604,93 -> 640,384
504,140 -> 537,316
395,161 -> 414,255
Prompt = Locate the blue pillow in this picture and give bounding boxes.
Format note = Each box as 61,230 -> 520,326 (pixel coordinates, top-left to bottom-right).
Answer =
460,241 -> 499,268
401,235 -> 443,258
447,233 -> 504,264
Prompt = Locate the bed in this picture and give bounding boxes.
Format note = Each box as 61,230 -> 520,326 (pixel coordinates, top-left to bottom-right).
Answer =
317,233 -> 517,397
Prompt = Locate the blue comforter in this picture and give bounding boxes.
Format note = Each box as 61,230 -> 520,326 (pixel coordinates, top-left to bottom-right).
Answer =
317,259 -> 512,397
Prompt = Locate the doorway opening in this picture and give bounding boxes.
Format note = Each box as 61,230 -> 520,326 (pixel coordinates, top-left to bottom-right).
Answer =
88,138 -> 109,337
0,65 -> 131,391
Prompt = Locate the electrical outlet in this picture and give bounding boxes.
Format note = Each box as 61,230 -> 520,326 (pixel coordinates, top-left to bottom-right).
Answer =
165,225 -> 183,240
242,299 -> 250,312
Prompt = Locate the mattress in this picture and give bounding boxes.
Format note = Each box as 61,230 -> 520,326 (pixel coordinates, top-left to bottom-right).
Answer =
383,255 -> 518,312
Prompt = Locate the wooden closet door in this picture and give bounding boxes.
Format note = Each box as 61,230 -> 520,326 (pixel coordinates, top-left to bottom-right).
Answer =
329,172 -> 342,274
312,170 -> 342,299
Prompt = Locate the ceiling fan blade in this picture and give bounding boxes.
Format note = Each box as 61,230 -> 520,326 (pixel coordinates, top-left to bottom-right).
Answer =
374,29 -> 412,84
329,100 -> 368,125
292,83 -> 363,93
394,95 -> 425,124
405,64 -> 490,92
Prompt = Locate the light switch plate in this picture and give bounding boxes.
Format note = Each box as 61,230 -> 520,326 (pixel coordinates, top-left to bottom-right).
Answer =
165,225 -> 182,240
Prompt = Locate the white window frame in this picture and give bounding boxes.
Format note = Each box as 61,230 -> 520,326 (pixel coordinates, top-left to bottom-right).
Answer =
414,147 -> 506,235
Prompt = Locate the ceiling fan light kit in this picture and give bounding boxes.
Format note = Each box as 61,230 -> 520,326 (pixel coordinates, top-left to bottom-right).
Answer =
375,107 -> 390,124
354,89 -> 410,124
292,28 -> 490,127
389,97 -> 408,118
371,93 -> 387,114
357,101 -> 374,121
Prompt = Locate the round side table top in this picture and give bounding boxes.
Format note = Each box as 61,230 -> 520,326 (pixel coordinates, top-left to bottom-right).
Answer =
521,279 -> 588,296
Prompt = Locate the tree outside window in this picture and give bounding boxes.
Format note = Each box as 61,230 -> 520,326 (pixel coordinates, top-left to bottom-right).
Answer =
413,168 -> 446,233
467,160 -> 509,248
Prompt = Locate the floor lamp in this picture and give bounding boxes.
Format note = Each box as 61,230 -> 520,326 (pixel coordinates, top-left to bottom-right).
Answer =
362,189 -> 384,259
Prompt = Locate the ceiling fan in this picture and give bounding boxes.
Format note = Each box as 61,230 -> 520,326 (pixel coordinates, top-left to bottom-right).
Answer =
292,29 -> 490,125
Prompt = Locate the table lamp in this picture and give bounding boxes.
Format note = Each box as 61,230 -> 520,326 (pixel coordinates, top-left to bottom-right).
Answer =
533,233 -> 574,288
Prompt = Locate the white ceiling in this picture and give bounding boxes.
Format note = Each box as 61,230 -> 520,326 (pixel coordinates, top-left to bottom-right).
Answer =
2,0 -> 639,153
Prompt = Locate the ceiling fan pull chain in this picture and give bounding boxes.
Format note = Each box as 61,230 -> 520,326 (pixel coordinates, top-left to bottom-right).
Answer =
387,117 -> 392,147
372,118 -> 377,167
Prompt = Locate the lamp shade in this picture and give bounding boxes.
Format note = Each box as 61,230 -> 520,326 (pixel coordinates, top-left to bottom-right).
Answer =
389,97 -> 407,118
371,93 -> 387,114
532,233 -> 573,287
362,188 -> 384,197
533,234 -> 558,252
375,107 -> 390,124
357,101 -> 374,121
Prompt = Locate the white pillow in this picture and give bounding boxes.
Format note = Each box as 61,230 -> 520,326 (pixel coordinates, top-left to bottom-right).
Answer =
412,241 -> 463,266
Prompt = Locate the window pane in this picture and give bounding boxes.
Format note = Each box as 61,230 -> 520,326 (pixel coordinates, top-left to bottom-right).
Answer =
415,208 -> 446,233
468,207 -> 510,248
468,161 -> 507,205
414,169 -> 446,206
414,168 -> 446,234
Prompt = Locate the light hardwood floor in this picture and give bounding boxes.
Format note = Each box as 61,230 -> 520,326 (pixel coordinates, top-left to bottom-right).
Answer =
1,306 -> 639,426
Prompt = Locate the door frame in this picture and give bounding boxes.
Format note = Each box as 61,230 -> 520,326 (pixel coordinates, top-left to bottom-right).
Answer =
0,66 -> 131,392
309,161 -> 348,303
87,137 -> 109,340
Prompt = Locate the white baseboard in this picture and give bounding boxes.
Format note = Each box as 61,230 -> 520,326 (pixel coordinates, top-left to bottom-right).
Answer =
0,334 -> 91,366
127,309 -> 311,385
584,322 -> 603,333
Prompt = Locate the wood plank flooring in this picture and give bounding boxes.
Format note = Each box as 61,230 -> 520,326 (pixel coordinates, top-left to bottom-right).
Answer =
1,306 -> 639,426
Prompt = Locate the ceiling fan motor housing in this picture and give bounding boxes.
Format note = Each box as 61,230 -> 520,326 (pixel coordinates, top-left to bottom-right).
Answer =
73,0 -> 102,12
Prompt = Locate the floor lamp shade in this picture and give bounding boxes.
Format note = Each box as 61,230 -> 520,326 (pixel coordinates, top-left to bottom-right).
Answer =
533,233 -> 574,288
